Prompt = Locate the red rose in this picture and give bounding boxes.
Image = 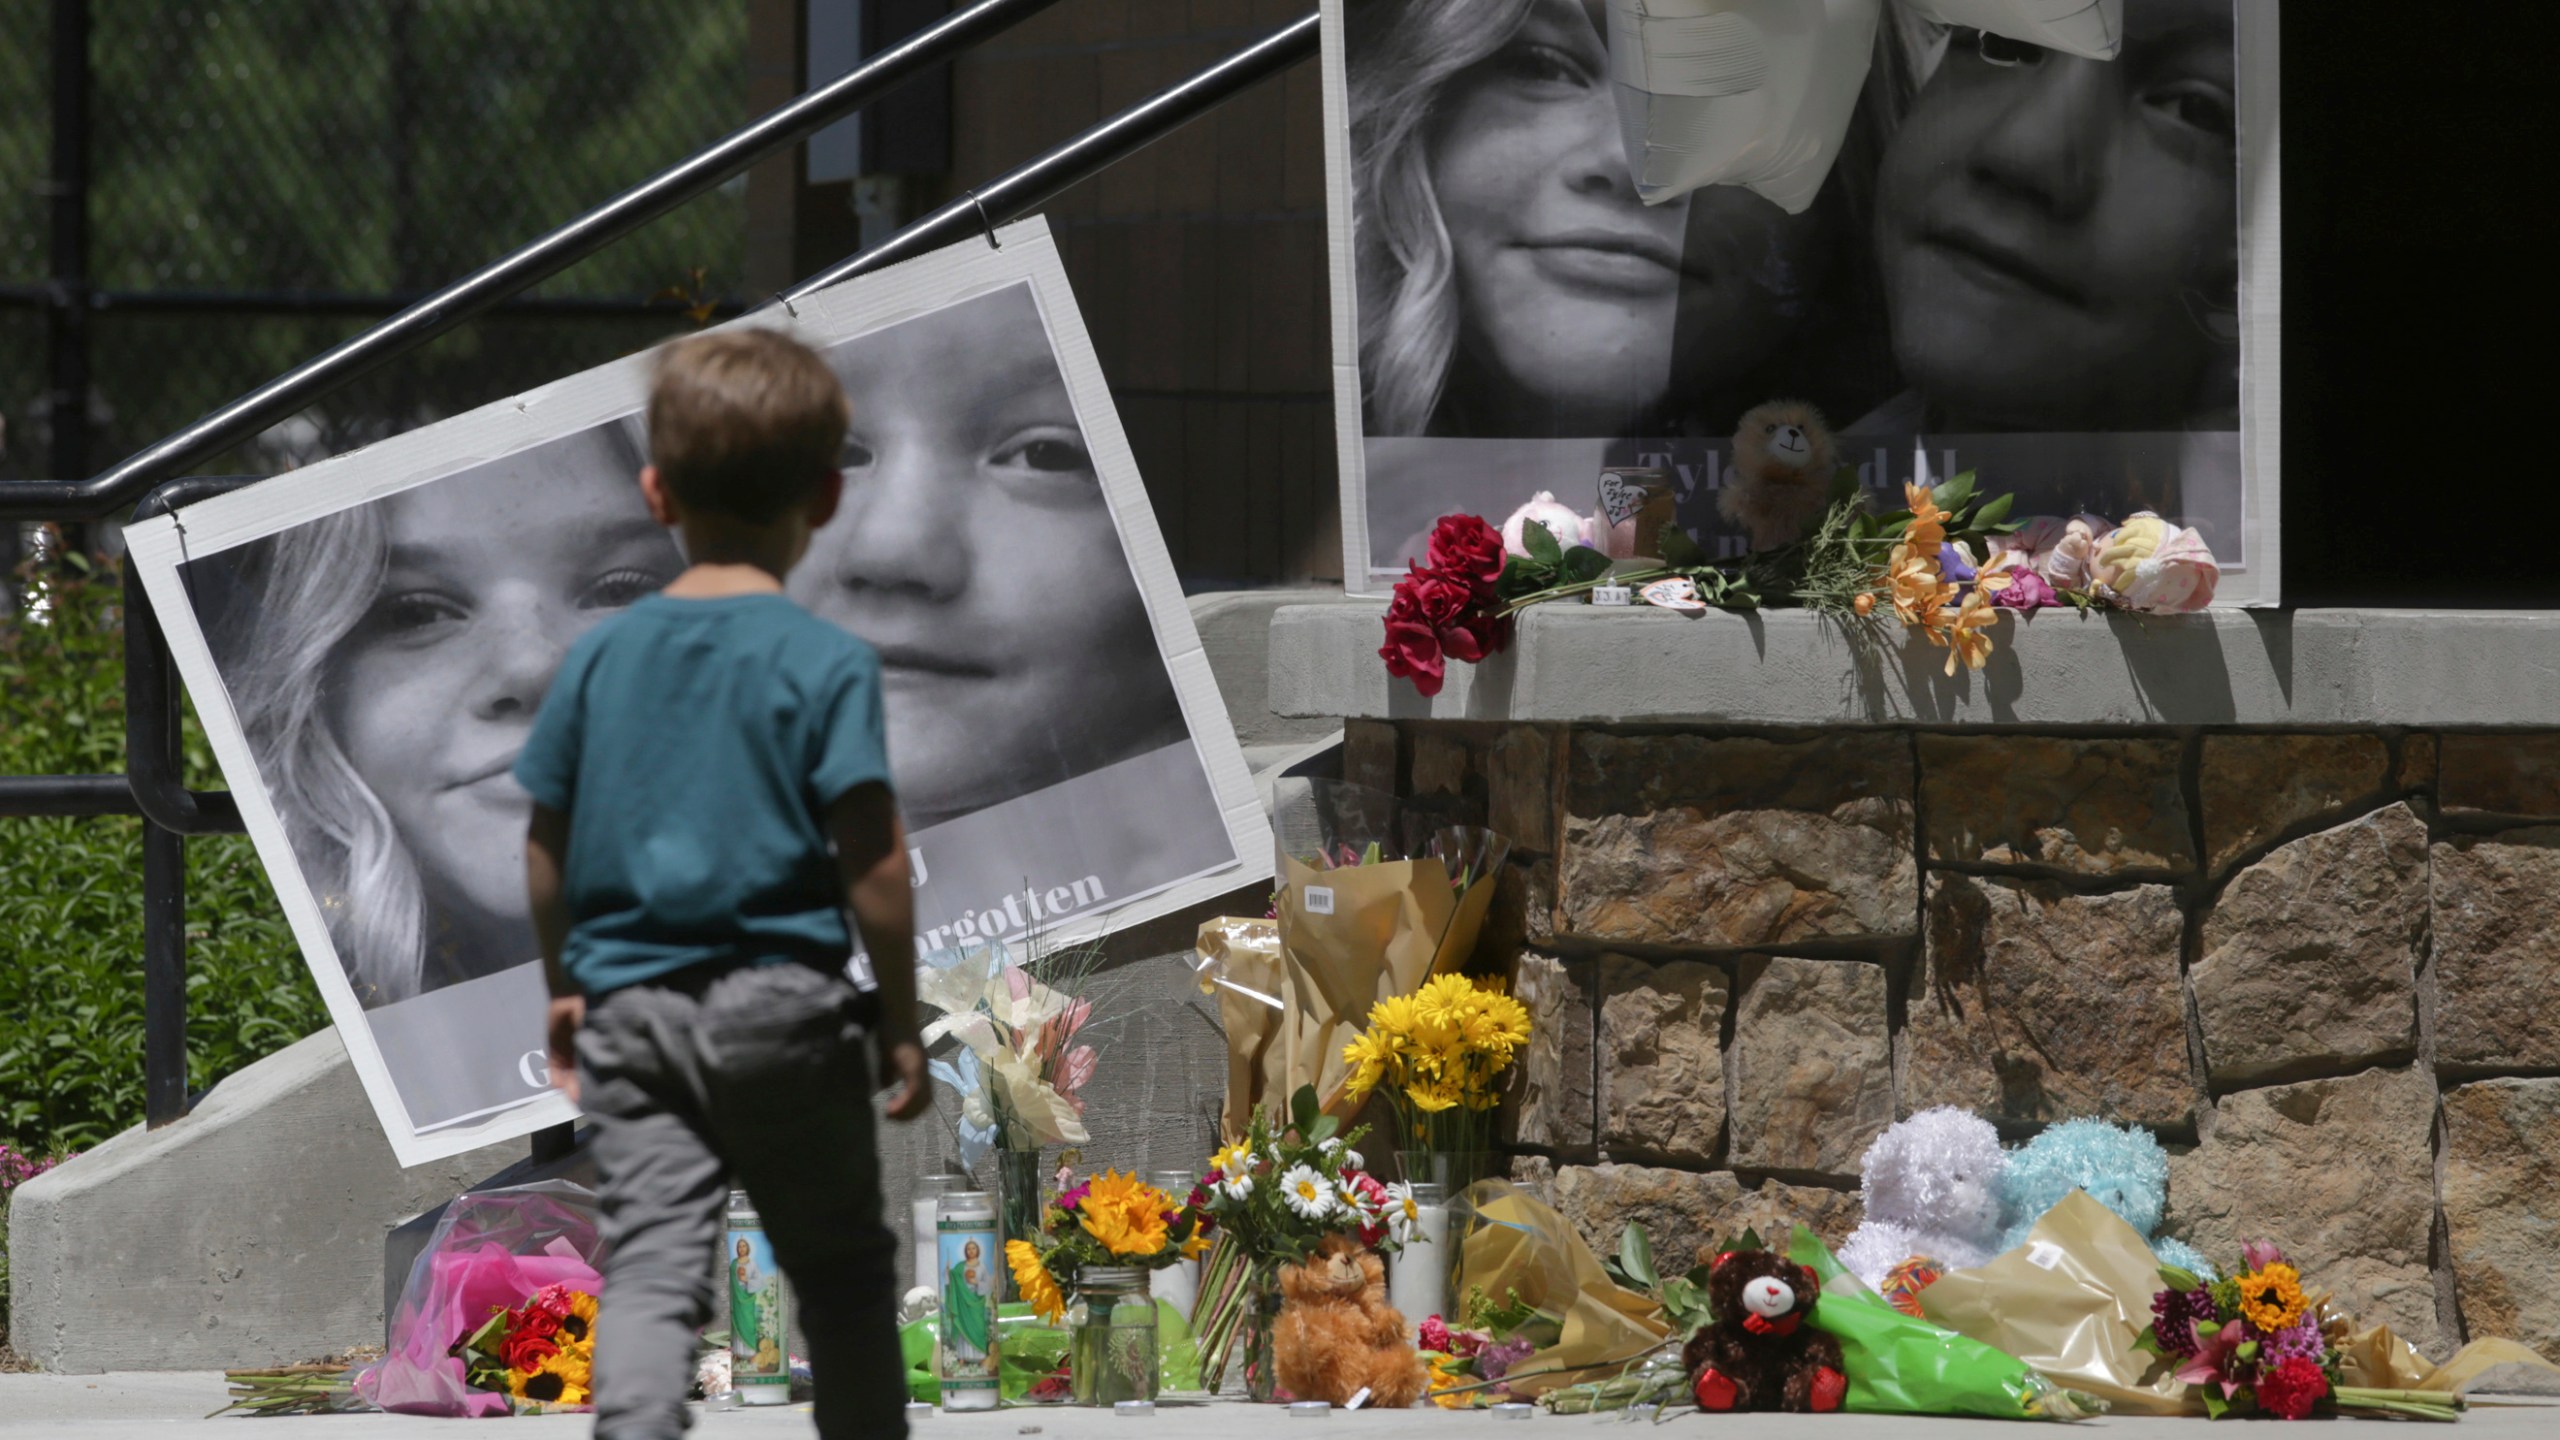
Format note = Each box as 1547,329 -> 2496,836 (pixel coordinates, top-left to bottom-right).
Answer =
1426,514 -> 1506,594
512,1308 -> 562,1342
501,1331 -> 560,1375
1383,561 -> 1514,696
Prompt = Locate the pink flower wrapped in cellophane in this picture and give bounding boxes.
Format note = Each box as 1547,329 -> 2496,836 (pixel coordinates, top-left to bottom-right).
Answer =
355,1180 -> 605,1417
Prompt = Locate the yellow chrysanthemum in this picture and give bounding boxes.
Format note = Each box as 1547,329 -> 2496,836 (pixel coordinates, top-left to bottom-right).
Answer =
1341,1029 -> 1393,1101
1428,1353 -> 1472,1410
2237,1262 -> 2308,1333
1181,1231 -> 1214,1261
1405,1078 -> 1462,1114
1078,1170 -> 1174,1258
1007,1239 -> 1066,1324
1210,1140 -> 1255,1178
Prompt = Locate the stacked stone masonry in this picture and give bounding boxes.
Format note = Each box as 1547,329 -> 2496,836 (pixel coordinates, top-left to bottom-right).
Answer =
1344,719 -> 2560,1365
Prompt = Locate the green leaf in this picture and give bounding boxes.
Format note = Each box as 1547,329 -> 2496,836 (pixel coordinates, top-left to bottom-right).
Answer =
1734,1227 -> 1765,1255
1970,492 -> 2014,529
1290,1084 -> 1319,1134
1828,465 -> 1860,507
2202,1388 -> 2231,1420
1308,1113 -> 1340,1145
1523,518 -> 1565,567
1657,524 -> 1707,567
1616,1223 -> 1659,1292
1560,545 -> 1613,584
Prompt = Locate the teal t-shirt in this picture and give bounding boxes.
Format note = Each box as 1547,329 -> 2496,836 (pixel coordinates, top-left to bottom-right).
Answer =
513,592 -> 890,996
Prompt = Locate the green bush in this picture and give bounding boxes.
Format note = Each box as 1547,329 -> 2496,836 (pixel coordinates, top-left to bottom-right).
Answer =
0,550 -> 327,1156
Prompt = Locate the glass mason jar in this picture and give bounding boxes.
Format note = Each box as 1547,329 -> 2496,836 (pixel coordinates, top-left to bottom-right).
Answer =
1239,1268 -> 1283,1404
1070,1266 -> 1159,1407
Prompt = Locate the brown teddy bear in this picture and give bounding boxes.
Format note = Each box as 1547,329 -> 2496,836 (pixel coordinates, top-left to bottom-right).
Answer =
1681,1249 -> 1847,1413
1272,1233 -> 1428,1409
1719,399 -> 1840,552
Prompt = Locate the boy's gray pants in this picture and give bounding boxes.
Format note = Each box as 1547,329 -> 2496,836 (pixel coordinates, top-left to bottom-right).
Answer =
577,961 -> 905,1440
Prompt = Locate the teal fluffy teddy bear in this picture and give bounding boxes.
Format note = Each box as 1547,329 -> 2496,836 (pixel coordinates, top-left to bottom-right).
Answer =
1999,1119 -> 2216,1280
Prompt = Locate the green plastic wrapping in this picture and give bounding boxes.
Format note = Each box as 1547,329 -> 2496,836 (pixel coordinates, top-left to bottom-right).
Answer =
1787,1226 -> 2101,1422
900,1299 -> 1201,1405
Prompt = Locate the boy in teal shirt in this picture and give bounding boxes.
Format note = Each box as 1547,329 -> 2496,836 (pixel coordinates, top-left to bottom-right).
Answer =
517,328 -> 931,1440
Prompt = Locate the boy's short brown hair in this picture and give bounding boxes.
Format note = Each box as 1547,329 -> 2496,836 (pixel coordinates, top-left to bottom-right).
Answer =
647,328 -> 849,523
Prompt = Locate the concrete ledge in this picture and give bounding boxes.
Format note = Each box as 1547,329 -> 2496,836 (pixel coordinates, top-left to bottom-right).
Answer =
1271,603 -> 2560,728
5,1028 -> 518,1373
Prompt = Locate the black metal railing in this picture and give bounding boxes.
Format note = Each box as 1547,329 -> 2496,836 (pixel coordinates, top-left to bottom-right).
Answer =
0,4 -> 1318,1131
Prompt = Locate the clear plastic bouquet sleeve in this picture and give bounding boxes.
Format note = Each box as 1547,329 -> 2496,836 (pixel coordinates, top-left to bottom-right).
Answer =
1904,0 -> 2123,62
354,1180 -> 606,1417
1602,0 -> 1884,214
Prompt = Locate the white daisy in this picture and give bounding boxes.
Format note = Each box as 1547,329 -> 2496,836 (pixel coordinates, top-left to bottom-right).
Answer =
1219,1170 -> 1256,1202
1341,1147 -> 1365,1175
1384,1182 -> 1422,1244
1280,1164 -> 1338,1220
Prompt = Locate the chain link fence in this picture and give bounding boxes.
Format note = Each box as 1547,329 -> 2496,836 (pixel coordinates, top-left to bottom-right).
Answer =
3,0 -> 751,484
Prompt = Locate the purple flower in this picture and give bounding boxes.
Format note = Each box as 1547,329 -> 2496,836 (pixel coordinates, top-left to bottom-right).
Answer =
2152,1286 -> 2216,1359
1937,541 -> 1978,584
1475,1335 -> 1536,1383
1991,567 -> 2061,612
2264,1315 -> 2327,1364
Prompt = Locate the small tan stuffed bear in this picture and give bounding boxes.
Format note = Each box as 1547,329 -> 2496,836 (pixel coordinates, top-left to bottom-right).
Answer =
1273,1233 -> 1428,1410
1720,399 -> 1840,552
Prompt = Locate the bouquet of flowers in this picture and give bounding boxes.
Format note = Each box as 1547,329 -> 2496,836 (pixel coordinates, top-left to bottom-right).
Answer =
1190,1086 -> 1419,1390
453,1281 -> 600,1410
1002,1168 -> 1213,1326
2142,1243 -> 2461,1421
1339,972 -> 1532,1161
918,933 -> 1104,1169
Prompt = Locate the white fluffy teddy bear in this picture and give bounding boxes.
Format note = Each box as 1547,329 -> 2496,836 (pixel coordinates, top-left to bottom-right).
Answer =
1839,1107 -> 2009,1293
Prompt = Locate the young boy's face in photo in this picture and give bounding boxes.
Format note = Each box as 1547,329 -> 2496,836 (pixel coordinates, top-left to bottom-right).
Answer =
326,434 -> 681,949
787,289 -> 1166,826
1875,0 -> 2238,430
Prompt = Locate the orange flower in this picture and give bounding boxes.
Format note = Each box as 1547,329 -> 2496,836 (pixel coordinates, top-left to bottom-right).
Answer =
1888,553 -> 1953,630
1944,590 -> 1999,676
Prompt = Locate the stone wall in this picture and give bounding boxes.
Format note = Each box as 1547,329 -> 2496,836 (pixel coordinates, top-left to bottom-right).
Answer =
1347,720 -> 2560,1365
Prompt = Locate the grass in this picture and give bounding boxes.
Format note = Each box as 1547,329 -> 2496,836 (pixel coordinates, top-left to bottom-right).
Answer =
0,546 -> 330,1353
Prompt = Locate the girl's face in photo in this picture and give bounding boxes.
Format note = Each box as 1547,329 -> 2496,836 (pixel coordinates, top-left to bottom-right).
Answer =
787,290 -> 1167,826
1875,0 -> 2238,430
327,432 -> 680,950
1426,0 -> 1816,432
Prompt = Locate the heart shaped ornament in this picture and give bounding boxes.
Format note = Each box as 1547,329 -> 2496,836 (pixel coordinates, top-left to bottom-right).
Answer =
1904,0 -> 2123,62
1639,577 -> 1708,615
1604,0 -> 1884,214
1599,470 -> 1641,528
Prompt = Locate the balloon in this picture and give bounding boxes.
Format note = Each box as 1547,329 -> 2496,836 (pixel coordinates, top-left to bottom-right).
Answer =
1903,0 -> 2123,62
1603,0 -> 1884,215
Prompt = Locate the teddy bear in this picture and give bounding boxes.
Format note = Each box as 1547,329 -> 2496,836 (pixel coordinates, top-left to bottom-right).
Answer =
1839,1107 -> 2009,1293
1682,1249 -> 1846,1413
1999,1118 -> 2216,1279
1718,399 -> 1840,551
1272,1232 -> 1428,1410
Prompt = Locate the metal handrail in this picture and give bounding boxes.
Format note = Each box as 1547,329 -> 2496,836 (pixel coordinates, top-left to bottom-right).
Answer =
0,0 -> 1071,522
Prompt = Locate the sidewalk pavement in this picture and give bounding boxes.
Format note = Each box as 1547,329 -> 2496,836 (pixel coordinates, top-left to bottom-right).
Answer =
4,1375 -> 2556,1440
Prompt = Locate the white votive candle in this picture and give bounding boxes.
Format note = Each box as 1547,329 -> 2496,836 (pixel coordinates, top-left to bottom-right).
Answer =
1387,1181 -> 1449,1329
912,1174 -> 962,1292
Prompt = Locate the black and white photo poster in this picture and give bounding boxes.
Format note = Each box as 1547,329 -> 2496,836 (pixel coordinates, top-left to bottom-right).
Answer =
1323,0 -> 2279,604
125,220 -> 1271,1165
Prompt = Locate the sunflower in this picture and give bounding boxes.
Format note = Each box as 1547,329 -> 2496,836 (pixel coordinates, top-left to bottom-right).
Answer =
558,1290 -> 600,1348
2237,1262 -> 2309,1333
511,1347 -> 592,1406
1007,1239 -> 1066,1324
1078,1170 -> 1175,1258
